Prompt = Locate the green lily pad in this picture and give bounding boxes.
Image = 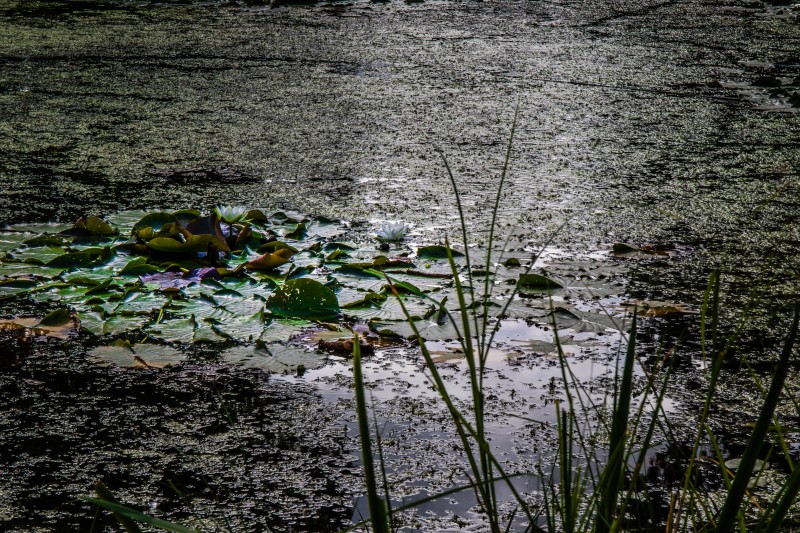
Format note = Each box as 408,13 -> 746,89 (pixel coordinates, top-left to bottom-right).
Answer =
146,235 -> 229,254
45,248 -> 114,268
146,316 -> 227,344
284,221 -> 307,240
256,241 -> 298,254
343,294 -> 433,321
221,343 -> 326,373
518,273 -> 563,290
80,311 -> 150,336
39,308 -> 72,327
266,278 -> 339,321
119,257 -> 161,276
0,278 -> 37,299
73,216 -> 118,236
6,245 -> 69,265
131,212 -> 179,236
22,234 -> 67,247
0,262 -> 65,279
88,341 -> 184,368
368,317 -> 460,341
417,245 -> 464,259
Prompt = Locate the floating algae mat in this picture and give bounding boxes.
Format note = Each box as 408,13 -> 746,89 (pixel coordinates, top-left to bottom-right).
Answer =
0,207 -> 624,370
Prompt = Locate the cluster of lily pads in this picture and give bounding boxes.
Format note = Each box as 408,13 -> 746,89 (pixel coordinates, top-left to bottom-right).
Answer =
0,208 -> 457,369
0,206 -> 616,371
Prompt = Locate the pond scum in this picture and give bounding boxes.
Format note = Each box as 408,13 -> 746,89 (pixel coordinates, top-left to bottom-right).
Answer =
2,156 -> 800,529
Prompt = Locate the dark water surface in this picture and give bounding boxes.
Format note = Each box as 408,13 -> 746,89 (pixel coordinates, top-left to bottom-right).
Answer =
1,0 -> 799,530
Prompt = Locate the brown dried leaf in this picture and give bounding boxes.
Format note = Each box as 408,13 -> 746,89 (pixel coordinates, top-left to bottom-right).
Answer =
0,310 -> 79,339
621,300 -> 698,317
244,248 -> 294,271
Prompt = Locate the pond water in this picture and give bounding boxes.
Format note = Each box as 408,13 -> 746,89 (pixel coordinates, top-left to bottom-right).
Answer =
1,0 -> 799,530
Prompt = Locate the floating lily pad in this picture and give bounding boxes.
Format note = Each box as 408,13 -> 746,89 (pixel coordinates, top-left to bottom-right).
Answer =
71,216 -> 118,236
724,458 -> 769,472
267,278 -> 339,321
368,317 -> 461,341
146,316 -> 226,344
518,273 -> 563,290
119,257 -> 161,276
549,305 -> 617,333
88,341 -> 184,368
343,294 -> 432,321
221,343 -> 326,373
0,278 -> 37,299
417,245 -> 464,259
131,212 -> 179,235
7,245 -> 71,265
146,235 -> 229,254
80,312 -> 150,337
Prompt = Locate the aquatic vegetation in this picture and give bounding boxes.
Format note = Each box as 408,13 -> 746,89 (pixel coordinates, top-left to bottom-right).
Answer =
0,206 -> 619,372
213,205 -> 250,225
350,118 -> 800,532
375,221 -> 409,242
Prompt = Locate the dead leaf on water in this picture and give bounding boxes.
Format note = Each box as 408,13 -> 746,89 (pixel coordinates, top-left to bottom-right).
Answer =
620,300 -> 698,317
0,309 -> 79,339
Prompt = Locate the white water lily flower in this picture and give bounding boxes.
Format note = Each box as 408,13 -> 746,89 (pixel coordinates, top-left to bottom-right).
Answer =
376,221 -> 409,242
214,205 -> 249,224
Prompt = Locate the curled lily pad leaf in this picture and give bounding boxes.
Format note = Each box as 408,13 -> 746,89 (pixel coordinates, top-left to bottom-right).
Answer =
243,248 -> 294,271
244,209 -> 269,222
119,257 -> 160,276
267,278 -> 339,321
172,209 -> 201,226
340,291 -> 387,308
131,212 -> 179,236
284,222 -> 307,240
256,241 -> 298,254
221,342 -> 326,373
322,242 -> 356,253
88,340 -> 184,368
70,216 -> 118,236
146,235 -> 229,254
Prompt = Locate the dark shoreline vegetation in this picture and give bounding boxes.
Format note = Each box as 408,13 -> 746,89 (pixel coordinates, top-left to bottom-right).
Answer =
2,0 -> 800,530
